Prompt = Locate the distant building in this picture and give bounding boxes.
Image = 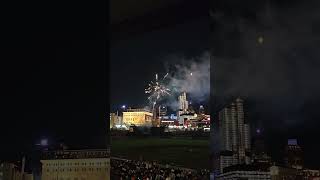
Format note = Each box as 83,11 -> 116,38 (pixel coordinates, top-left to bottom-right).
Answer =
217,165 -> 320,180
285,139 -> 303,170
122,108 -> 153,126
23,173 -> 33,180
40,149 -> 110,180
216,170 -> 271,180
0,161 -> 32,180
160,114 -> 179,126
178,113 -> 197,126
199,105 -> 205,114
252,137 -> 272,165
270,165 -> 320,180
270,165 -> 300,180
159,105 -> 167,116
110,113 -> 122,128
110,113 -> 115,128
215,97 -> 251,173
179,92 -> 188,112
301,169 -> 320,179
0,162 -> 22,180
178,92 -> 189,116
216,164 -> 271,180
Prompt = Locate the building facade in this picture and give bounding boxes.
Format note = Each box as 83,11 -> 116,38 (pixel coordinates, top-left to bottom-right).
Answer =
216,165 -> 320,180
41,149 -> 110,180
178,92 -> 188,113
216,97 -> 251,173
252,136 -> 272,165
216,170 -> 271,180
285,139 -> 303,170
178,92 -> 189,117
110,113 -> 122,128
122,109 -> 153,126
178,113 -> 197,126
0,162 -> 22,180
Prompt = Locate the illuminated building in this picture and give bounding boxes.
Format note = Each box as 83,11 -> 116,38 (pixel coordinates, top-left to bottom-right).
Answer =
270,165 -> 300,180
0,158 -> 33,180
178,113 -> 197,126
110,113 -> 115,128
122,108 -> 153,126
301,169 -> 320,179
216,164 -> 271,180
285,139 -> 303,170
23,174 -> 34,180
199,105 -> 205,114
110,113 -> 122,128
159,105 -> 167,116
270,165 -> 320,180
0,161 -> 32,180
160,114 -> 178,126
215,164 -> 320,180
0,162 -> 22,180
41,149 -> 110,180
215,97 -> 251,173
216,170 -> 271,180
178,92 -> 189,116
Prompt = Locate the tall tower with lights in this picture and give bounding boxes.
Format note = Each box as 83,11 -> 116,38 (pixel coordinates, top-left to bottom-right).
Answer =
178,92 -> 188,115
216,97 -> 251,173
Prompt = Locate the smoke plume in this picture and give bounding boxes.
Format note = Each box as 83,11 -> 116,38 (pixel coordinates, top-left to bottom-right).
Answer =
212,0 -> 320,127
163,52 -> 210,110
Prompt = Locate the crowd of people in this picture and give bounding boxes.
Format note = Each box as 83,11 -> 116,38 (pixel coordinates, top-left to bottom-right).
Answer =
111,158 -> 210,180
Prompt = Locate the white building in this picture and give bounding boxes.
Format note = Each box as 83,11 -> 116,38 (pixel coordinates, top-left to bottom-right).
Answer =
178,92 -> 189,117
216,170 -> 271,180
179,92 -> 188,112
217,97 -> 251,173
41,149 -> 110,180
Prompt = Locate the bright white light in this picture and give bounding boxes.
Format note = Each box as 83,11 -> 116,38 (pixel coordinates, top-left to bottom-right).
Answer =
256,129 -> 261,134
121,105 -> 126,109
40,139 -> 48,146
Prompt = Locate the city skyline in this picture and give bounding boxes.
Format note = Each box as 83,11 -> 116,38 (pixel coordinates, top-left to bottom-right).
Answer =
1,0 -> 320,179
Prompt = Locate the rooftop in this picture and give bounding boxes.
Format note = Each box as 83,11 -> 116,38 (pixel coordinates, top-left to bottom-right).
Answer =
41,149 -> 110,160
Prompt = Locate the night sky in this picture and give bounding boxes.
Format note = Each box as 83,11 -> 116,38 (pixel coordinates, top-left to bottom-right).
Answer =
212,0 -> 320,168
110,2 -> 209,111
2,0 -> 107,160
110,18 -> 209,111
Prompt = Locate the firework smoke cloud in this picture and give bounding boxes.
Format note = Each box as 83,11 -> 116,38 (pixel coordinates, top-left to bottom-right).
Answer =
164,52 -> 210,109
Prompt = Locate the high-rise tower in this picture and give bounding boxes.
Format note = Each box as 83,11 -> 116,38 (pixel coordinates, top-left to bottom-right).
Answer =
178,92 -> 189,117
285,139 -> 303,170
178,92 -> 188,112
216,97 -> 251,173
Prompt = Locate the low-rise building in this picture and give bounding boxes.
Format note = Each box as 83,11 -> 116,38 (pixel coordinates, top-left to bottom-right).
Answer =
216,170 -> 271,180
0,162 -> 20,180
41,149 -> 110,180
122,108 -> 153,126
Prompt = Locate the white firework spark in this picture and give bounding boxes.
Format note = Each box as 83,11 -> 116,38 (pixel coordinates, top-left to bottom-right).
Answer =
145,73 -> 171,106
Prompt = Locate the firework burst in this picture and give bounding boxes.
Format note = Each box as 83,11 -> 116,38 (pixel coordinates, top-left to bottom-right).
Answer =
145,73 -> 171,107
